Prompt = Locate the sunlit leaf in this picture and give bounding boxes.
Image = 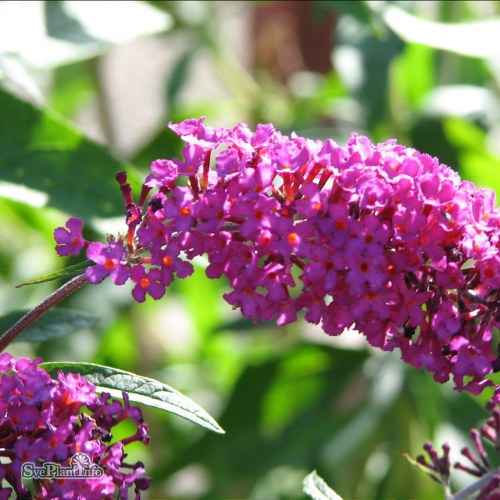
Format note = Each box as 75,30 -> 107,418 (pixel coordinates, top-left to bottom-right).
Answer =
0,308 -> 99,343
60,1 -> 172,45
423,86 -> 494,118
0,1 -> 171,69
0,54 -> 45,105
303,470 -> 343,500
383,5 -> 500,58
40,361 -> 225,434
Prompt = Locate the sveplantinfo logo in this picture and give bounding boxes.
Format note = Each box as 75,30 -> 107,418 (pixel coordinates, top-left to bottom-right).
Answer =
22,453 -> 104,479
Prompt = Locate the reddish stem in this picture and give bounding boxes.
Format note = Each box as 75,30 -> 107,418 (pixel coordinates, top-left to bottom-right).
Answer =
0,274 -> 88,353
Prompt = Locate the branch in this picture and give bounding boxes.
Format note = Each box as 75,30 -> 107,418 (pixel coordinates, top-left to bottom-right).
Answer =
0,274 -> 88,352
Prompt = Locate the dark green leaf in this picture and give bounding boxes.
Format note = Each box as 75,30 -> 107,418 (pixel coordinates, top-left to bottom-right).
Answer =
0,87 -> 141,219
303,470 -> 343,500
410,117 -> 460,171
40,361 -> 225,434
0,308 -> 99,343
16,261 -> 91,288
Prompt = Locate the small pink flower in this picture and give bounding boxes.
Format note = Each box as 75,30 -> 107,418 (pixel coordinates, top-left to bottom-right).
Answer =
130,265 -> 166,302
86,242 -> 129,285
54,217 -> 86,256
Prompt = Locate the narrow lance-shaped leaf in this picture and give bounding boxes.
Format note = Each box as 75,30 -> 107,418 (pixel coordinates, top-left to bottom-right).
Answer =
40,361 -> 225,434
16,261 -> 92,288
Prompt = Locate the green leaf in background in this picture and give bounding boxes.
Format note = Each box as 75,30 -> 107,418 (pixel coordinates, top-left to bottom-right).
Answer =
393,43 -> 434,111
0,308 -> 98,343
303,470 -> 343,500
166,48 -> 196,113
443,117 -> 500,198
50,60 -> 95,119
40,361 -> 225,434
0,87 -> 141,219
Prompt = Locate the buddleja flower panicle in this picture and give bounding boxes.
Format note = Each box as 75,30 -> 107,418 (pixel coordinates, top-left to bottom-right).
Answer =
0,353 -> 151,499
55,117 -> 500,396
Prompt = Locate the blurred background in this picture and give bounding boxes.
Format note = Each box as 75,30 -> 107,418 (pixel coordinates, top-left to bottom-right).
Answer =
1,1 -> 500,498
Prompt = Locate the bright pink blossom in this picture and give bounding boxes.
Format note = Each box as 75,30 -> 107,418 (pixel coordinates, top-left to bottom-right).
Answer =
54,217 -> 86,256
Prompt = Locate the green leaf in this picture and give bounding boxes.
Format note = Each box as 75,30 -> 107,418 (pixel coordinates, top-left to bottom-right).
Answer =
393,43 -> 434,110
0,87 -> 141,219
0,308 -> 99,343
303,470 -> 343,500
40,361 -> 225,434
443,117 -> 500,198
174,261 -> 224,340
50,60 -> 95,118
16,261 -> 91,288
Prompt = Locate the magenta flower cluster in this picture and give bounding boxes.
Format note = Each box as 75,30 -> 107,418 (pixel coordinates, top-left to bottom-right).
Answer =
0,353 -> 150,499
54,117 -> 500,395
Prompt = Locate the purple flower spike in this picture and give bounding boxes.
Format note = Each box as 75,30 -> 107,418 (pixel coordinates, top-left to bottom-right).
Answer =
54,118 -> 500,397
54,217 -> 86,256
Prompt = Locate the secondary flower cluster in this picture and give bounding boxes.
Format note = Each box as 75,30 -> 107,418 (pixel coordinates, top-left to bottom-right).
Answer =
54,117 -> 500,395
414,397 -> 500,499
0,353 -> 150,499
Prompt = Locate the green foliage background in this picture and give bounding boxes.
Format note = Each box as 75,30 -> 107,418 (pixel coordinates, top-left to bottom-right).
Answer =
1,1 -> 500,498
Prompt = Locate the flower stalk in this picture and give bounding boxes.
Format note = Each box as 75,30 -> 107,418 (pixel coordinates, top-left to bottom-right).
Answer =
0,273 -> 88,352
